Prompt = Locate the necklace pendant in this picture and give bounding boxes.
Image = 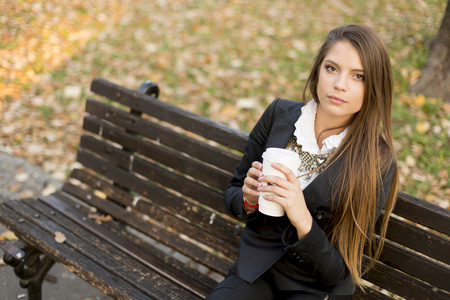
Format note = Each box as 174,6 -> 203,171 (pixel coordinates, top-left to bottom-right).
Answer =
300,152 -> 313,165
287,136 -> 333,177
316,156 -> 325,165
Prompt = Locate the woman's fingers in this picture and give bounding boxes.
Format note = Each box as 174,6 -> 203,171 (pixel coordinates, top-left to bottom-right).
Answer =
247,162 -> 263,178
257,162 -> 300,199
258,166 -> 294,191
271,162 -> 298,182
243,177 -> 261,197
257,179 -> 290,200
251,161 -> 263,171
242,161 -> 264,201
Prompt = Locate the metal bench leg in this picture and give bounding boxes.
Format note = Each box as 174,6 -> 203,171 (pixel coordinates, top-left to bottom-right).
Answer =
3,240 -> 55,300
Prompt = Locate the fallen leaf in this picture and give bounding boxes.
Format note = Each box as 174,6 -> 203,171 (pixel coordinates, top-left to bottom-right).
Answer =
0,231 -> 18,241
54,231 -> 66,243
41,184 -> 57,196
19,190 -> 35,198
413,94 -> 426,107
88,213 -> 113,224
14,172 -> 29,183
416,122 -> 430,133
93,190 -> 107,199
102,215 -> 113,222
63,85 -> 82,98
405,155 -> 416,167
399,93 -> 409,105
44,274 -> 57,283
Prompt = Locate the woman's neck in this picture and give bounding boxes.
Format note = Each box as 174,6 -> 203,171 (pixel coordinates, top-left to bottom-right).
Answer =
314,105 -> 349,148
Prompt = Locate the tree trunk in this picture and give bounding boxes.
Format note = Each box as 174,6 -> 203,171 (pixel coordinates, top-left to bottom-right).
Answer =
410,0 -> 450,101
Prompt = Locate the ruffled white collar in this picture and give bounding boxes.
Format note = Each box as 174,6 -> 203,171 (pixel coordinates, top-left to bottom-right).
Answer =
293,100 -> 347,154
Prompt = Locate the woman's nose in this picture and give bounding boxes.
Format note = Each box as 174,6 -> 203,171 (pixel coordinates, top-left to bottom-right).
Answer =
334,75 -> 347,92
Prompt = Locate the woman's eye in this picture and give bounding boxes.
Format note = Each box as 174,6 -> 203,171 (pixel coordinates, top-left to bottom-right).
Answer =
325,65 -> 337,72
354,74 -> 365,81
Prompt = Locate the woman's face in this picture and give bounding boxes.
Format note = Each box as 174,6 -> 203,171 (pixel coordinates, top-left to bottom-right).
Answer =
316,40 -> 365,125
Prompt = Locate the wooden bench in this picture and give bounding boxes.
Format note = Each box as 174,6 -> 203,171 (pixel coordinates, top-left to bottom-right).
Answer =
0,78 -> 449,300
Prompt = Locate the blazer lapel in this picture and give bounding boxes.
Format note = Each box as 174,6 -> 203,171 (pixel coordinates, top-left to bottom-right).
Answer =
264,100 -> 303,149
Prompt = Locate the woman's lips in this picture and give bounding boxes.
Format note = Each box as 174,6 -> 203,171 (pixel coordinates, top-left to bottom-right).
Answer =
328,94 -> 347,105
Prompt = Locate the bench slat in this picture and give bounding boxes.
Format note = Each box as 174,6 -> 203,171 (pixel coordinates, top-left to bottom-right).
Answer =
354,287 -> 393,300
362,257 -> 450,300
394,192 -> 450,236
80,134 -> 131,170
90,78 -> 249,151
0,202 -> 162,300
376,239 -> 450,291
377,215 -> 450,265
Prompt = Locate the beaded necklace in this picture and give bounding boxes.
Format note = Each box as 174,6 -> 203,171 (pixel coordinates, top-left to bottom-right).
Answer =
286,136 -> 334,179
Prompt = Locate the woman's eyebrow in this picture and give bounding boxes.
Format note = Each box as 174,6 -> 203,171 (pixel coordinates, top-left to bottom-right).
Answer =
324,59 -> 364,73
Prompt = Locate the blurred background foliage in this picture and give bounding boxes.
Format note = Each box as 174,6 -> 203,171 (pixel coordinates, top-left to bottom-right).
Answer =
0,0 -> 448,208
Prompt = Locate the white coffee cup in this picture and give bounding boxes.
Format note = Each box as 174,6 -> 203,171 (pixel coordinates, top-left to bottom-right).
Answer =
258,148 -> 301,217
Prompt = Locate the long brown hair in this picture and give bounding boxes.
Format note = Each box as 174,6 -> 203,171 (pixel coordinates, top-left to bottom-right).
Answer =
303,23 -> 399,288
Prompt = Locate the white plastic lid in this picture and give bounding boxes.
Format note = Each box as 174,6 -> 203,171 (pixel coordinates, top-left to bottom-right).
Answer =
262,148 -> 300,166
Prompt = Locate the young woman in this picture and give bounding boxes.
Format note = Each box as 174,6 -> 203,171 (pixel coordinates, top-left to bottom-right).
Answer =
206,23 -> 398,300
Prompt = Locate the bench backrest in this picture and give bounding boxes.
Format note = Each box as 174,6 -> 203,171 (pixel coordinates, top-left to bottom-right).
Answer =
65,78 -> 450,299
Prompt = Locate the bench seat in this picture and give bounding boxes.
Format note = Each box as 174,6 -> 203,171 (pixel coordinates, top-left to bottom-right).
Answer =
1,78 -> 449,300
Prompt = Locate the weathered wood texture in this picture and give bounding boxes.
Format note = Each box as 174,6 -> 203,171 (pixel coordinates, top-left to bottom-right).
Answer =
1,78 -> 449,300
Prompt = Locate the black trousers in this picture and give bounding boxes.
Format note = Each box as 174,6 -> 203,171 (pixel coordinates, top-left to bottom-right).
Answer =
205,272 -> 353,300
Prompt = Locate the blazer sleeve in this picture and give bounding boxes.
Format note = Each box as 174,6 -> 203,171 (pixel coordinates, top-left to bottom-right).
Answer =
281,158 -> 397,287
224,99 -> 281,221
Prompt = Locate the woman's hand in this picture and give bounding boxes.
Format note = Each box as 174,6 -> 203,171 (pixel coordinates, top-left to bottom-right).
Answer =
258,162 -> 313,239
242,161 -> 263,206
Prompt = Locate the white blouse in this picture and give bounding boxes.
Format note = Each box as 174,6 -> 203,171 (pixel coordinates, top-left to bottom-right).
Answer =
292,100 -> 347,190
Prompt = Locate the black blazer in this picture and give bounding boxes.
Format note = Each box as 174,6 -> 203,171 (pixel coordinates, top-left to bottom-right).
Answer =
224,98 -> 396,295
